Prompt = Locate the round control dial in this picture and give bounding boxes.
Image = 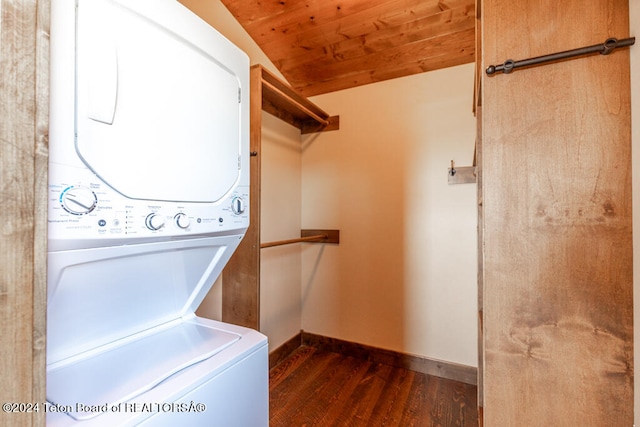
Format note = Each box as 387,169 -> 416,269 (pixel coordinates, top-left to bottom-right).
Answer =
60,186 -> 97,215
174,213 -> 190,229
145,213 -> 165,231
231,196 -> 246,215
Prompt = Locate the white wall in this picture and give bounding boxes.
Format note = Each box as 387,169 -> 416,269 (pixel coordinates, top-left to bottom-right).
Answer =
301,64 -> 478,367
259,114 -> 303,348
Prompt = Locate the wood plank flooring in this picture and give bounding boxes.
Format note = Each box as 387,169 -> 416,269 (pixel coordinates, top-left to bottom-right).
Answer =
269,346 -> 478,427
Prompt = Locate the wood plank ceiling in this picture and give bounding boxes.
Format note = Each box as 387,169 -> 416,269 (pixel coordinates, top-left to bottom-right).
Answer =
220,0 -> 476,97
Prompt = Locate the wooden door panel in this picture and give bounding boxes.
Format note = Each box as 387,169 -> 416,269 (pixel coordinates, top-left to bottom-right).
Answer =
480,0 -> 632,425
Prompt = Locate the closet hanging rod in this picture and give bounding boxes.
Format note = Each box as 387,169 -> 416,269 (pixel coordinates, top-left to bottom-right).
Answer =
260,229 -> 340,249
261,234 -> 327,249
486,37 -> 635,76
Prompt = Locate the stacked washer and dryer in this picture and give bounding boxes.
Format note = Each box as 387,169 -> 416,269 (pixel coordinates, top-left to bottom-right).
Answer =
47,1 -> 267,425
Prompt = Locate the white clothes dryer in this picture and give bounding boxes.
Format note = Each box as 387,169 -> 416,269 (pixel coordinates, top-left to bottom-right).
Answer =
47,1 -> 267,425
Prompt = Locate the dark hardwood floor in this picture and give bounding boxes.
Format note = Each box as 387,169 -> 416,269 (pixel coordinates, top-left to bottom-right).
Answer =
269,346 -> 478,427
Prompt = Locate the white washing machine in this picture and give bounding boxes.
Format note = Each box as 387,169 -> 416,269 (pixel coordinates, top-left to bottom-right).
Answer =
47,1 -> 267,425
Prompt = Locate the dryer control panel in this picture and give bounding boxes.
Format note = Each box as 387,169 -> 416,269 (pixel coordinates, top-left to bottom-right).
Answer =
48,165 -> 249,246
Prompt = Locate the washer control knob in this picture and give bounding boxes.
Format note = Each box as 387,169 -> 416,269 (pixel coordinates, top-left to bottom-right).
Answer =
60,186 -> 97,215
174,213 -> 190,229
231,196 -> 245,215
145,213 -> 165,231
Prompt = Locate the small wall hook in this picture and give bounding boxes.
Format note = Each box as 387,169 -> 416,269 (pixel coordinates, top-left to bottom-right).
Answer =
448,161 -> 477,185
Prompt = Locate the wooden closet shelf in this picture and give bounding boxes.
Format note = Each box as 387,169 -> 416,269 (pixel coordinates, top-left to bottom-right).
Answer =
255,65 -> 339,134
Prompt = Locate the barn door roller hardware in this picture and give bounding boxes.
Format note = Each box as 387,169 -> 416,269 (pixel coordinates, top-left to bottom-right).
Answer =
486,37 -> 635,76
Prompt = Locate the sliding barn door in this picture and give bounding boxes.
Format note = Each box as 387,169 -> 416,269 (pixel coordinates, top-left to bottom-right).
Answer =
0,0 -> 49,426
479,0 -> 633,425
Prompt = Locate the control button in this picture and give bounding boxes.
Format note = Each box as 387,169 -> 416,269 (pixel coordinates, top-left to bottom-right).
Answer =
98,219 -> 107,227
60,186 -> 97,215
231,196 -> 245,215
145,213 -> 165,231
174,213 -> 190,229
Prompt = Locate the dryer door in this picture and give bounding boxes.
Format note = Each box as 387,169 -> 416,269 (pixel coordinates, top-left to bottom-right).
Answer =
75,0 -> 246,203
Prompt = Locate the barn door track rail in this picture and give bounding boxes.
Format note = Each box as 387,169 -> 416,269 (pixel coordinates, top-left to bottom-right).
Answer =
486,37 -> 635,76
